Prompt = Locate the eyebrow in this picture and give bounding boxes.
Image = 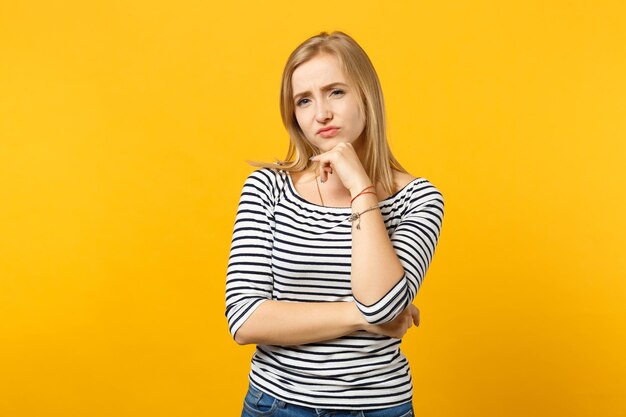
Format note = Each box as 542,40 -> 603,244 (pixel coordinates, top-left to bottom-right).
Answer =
293,82 -> 349,101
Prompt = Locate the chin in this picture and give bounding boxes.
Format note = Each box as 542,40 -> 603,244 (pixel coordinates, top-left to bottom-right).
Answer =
318,142 -> 340,151
311,136 -> 359,152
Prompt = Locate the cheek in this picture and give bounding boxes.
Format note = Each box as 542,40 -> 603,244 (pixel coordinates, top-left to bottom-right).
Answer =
294,112 -> 314,140
294,109 -> 309,126
349,105 -> 365,128
351,111 -> 366,138
293,112 -> 305,129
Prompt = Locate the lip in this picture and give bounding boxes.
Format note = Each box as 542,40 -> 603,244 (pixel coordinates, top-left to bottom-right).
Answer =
318,128 -> 340,138
317,127 -> 340,138
317,126 -> 340,134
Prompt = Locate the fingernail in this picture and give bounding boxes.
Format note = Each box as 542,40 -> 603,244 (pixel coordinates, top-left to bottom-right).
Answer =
309,156 -> 317,161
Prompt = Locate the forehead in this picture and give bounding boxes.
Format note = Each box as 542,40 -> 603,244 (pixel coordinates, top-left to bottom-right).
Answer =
291,54 -> 348,91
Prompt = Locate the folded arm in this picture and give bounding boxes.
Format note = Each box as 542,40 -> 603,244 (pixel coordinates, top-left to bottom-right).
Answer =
350,179 -> 444,325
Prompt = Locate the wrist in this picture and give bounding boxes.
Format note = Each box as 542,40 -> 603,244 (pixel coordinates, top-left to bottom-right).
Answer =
348,175 -> 373,198
349,181 -> 374,199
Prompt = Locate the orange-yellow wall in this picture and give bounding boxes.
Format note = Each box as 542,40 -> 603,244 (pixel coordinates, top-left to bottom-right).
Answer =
1,1 -> 625,416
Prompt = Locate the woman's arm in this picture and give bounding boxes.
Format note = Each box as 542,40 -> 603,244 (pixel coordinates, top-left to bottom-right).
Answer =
311,144 -> 444,325
235,300 -> 419,346
350,179 -> 443,324
234,300 -> 363,345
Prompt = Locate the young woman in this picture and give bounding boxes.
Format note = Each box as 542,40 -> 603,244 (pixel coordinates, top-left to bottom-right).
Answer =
225,31 -> 444,417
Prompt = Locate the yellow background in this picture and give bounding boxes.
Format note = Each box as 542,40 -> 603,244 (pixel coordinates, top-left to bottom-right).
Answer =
1,1 -> 625,416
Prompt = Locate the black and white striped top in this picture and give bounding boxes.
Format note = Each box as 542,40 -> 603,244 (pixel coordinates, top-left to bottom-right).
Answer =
225,168 -> 444,410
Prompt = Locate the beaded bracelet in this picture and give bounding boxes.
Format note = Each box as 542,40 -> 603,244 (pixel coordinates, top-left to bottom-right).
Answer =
348,205 -> 380,230
350,185 -> 375,205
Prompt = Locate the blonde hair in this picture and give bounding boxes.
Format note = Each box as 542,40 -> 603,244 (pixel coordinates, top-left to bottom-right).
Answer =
250,31 -> 406,195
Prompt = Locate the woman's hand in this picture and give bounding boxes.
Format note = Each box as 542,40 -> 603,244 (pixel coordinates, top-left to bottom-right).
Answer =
364,305 -> 420,339
309,143 -> 371,195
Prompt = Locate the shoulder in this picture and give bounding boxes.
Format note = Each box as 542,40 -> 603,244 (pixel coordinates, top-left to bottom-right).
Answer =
241,168 -> 288,202
410,179 -> 444,216
393,170 -> 417,191
392,170 -> 444,208
243,167 -> 289,186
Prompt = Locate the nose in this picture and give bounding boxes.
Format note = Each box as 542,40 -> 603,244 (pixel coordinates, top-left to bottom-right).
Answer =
315,100 -> 333,123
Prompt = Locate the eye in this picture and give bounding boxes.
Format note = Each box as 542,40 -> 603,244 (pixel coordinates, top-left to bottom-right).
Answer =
331,89 -> 345,97
296,98 -> 310,107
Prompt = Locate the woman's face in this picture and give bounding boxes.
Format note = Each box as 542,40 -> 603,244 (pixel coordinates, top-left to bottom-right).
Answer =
291,53 -> 366,154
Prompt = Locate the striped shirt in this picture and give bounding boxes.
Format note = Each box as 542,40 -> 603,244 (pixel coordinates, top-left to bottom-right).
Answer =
225,168 -> 444,410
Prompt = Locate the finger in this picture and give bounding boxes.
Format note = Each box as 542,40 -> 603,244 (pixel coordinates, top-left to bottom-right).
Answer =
317,162 -> 328,183
321,161 -> 335,182
309,150 -> 332,163
399,314 -> 408,332
411,307 -> 420,327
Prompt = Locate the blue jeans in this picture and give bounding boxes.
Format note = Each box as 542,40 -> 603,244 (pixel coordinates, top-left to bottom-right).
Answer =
241,383 -> 414,417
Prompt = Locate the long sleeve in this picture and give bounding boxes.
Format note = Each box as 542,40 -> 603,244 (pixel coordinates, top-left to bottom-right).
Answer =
353,179 -> 444,324
225,169 -> 278,339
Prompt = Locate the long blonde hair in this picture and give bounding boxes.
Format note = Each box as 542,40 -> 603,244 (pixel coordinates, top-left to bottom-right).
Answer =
250,31 -> 406,195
